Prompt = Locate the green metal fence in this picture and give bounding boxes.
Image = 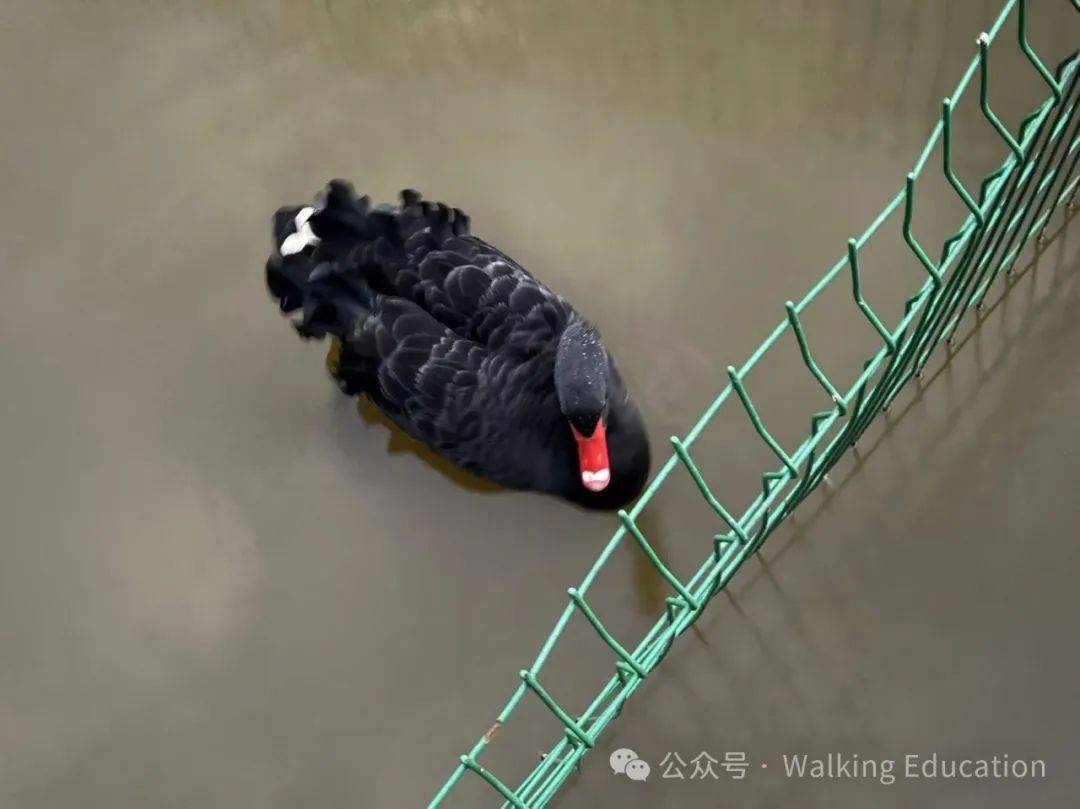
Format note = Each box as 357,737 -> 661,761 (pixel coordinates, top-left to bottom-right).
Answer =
429,1 -> 1080,805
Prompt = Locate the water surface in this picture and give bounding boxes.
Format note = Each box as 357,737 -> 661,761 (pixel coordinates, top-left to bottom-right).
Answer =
1,2 -> 1078,807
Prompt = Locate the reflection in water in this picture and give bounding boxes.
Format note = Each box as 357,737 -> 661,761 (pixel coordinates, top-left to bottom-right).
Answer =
627,510 -> 669,616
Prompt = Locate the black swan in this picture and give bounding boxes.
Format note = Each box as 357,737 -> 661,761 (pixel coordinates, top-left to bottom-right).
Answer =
265,180 -> 650,509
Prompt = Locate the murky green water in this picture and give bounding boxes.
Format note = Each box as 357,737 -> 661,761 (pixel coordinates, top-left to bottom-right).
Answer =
1,2 -> 1078,807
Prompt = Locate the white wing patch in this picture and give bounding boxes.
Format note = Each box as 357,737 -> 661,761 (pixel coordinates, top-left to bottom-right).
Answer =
280,206 -> 321,256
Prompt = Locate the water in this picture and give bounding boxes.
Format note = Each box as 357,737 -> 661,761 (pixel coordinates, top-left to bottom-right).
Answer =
1,2 -> 1078,807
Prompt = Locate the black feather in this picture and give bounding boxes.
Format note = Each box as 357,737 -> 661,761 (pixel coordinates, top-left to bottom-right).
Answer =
264,180 -> 650,508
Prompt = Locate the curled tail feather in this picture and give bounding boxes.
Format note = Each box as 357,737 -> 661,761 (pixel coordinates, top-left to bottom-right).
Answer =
266,183 -> 377,342
267,179 -> 474,338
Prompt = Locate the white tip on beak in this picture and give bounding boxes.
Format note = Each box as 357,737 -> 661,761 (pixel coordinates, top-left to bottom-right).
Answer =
581,468 -> 611,492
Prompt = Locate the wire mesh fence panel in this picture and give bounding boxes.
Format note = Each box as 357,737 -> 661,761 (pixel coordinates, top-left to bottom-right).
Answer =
429,1 -> 1080,805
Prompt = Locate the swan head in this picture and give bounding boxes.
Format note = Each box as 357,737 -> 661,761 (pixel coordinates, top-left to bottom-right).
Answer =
555,319 -> 614,493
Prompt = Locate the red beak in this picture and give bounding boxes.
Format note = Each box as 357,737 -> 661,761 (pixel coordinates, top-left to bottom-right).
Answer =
571,420 -> 610,492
